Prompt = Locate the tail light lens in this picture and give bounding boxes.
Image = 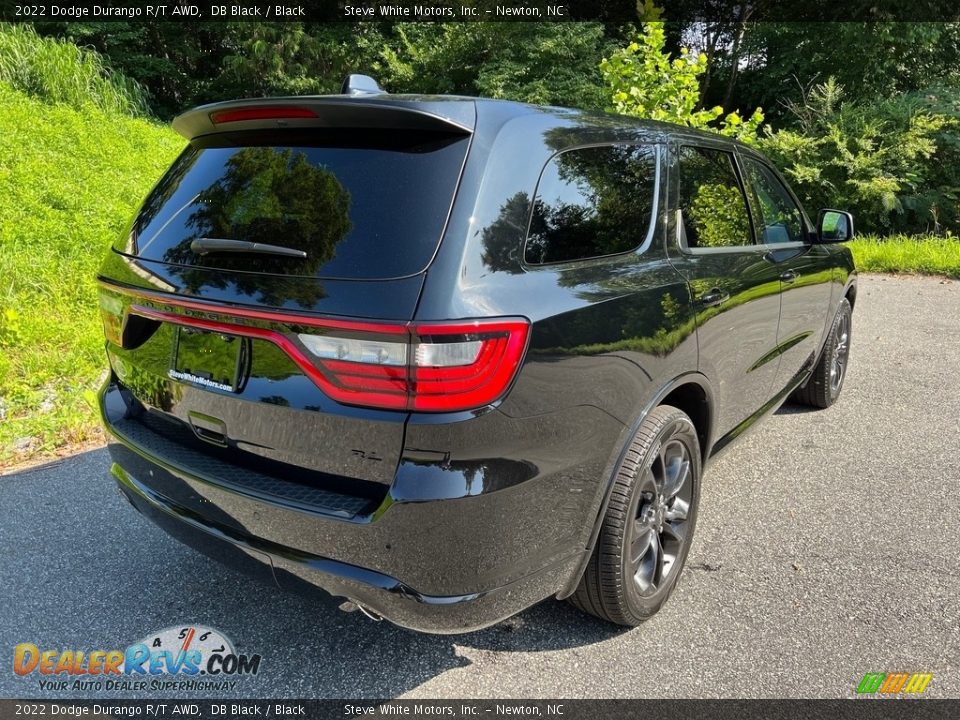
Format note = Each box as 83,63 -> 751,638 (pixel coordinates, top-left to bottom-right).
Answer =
209,106 -> 318,124
411,321 -> 529,411
298,319 -> 529,412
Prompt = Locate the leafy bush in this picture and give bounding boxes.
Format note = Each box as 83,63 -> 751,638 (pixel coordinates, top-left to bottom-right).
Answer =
600,24 -> 763,143
0,82 -> 182,463
0,23 -> 148,115
760,79 -> 958,235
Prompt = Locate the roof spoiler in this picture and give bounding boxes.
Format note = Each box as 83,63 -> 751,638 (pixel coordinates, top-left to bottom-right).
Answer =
172,96 -> 475,141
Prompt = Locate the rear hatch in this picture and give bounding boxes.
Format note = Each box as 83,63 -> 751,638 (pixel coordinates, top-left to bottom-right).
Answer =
98,97 -> 474,502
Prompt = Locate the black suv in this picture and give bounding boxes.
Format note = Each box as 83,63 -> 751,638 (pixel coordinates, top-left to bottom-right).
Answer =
97,78 -> 856,633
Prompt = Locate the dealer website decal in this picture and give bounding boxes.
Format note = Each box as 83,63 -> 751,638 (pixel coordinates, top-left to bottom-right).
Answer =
12,625 -> 261,692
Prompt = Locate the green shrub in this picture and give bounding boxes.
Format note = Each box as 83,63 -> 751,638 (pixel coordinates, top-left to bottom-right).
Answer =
760,79 -> 958,235
0,23 -> 148,115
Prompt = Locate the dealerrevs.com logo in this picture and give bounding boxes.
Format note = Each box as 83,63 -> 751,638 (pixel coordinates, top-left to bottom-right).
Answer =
12,625 -> 261,692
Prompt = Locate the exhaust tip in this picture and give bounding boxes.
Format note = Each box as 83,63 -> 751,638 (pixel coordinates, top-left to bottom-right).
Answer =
338,599 -> 383,622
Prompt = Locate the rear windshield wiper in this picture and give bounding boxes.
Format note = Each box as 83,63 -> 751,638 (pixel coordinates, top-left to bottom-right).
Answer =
190,238 -> 307,259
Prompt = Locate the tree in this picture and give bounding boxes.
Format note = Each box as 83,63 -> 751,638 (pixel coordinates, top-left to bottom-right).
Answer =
600,23 -> 763,143
725,23 -> 960,122
209,23 -> 358,100
369,22 -> 613,110
759,78 -> 955,234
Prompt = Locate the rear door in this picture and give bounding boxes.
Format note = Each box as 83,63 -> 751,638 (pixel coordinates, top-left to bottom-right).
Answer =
738,154 -> 834,395
99,107 -> 472,487
665,141 -> 783,443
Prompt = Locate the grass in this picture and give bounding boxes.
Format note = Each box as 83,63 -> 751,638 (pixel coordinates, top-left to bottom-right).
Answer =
847,234 -> 960,278
0,83 -> 183,466
0,23 -> 148,116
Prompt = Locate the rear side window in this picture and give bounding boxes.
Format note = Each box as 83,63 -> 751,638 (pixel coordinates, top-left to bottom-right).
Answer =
524,144 -> 657,265
127,129 -> 469,280
677,146 -> 752,249
742,158 -> 806,244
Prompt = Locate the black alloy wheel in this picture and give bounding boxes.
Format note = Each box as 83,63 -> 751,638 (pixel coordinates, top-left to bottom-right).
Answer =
791,297 -> 853,408
570,404 -> 701,626
630,433 -> 695,596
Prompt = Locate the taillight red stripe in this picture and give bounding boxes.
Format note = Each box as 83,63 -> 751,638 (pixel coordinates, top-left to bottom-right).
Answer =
416,362 -> 502,394
411,332 -> 527,411
321,359 -> 408,379
333,376 -> 408,393
101,281 -> 407,334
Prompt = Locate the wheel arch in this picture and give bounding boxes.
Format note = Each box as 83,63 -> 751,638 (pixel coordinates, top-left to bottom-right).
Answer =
556,372 -> 716,599
845,279 -> 857,309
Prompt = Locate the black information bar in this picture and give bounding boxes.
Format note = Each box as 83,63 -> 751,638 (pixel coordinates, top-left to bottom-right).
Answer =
2,0 -> 960,23
1,699 -> 958,720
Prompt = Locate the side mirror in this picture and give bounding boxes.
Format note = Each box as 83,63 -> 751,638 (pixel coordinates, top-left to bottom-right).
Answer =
817,209 -> 854,243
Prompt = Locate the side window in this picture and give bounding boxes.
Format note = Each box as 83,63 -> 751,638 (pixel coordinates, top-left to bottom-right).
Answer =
742,158 -> 806,244
525,144 -> 657,265
677,146 -> 752,249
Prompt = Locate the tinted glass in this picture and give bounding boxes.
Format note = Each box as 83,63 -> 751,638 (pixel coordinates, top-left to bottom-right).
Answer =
524,144 -> 657,265
677,146 -> 752,249
127,129 -> 469,280
743,158 -> 806,244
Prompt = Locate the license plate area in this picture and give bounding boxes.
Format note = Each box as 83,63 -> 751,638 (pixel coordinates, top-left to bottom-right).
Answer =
170,326 -> 246,393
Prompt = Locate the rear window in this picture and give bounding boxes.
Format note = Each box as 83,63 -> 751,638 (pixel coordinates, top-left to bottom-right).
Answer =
524,144 -> 658,265
126,129 -> 470,280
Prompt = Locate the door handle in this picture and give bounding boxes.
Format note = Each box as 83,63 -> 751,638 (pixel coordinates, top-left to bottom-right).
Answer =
780,270 -> 799,283
698,288 -> 729,308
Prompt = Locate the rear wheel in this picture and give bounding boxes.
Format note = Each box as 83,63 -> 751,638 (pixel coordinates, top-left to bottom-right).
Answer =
791,297 -> 852,408
569,405 -> 701,626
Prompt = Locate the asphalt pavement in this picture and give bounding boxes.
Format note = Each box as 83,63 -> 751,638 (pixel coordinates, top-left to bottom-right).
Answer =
1,274 -> 958,700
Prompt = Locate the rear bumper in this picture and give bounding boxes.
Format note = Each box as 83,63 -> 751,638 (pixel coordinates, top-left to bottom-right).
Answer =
111,459 -> 579,633
100,381 -> 607,633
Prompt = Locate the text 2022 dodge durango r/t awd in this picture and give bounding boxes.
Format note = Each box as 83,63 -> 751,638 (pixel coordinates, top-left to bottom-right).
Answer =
97,77 -> 856,633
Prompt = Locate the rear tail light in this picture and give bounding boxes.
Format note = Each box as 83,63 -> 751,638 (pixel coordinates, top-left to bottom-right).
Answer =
298,319 -> 529,412
100,283 -> 529,413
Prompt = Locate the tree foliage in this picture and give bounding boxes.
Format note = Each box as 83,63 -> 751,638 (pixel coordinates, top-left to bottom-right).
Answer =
760,79 -> 956,234
364,22 -> 612,109
600,23 -> 763,143
35,21 -> 616,117
725,23 -> 960,121
27,19 -> 960,235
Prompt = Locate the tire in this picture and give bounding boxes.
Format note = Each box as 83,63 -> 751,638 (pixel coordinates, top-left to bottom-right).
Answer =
791,297 -> 852,409
569,404 -> 701,626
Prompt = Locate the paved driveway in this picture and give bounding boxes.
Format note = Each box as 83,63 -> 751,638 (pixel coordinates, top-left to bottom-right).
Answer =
1,274 -> 957,699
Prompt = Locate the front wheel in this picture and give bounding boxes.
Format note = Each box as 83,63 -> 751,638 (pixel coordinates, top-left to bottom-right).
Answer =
791,297 -> 852,409
569,404 -> 701,626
